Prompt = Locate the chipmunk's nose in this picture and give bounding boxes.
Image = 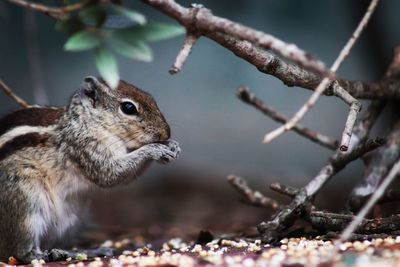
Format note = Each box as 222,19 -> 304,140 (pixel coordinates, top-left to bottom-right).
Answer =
158,123 -> 171,141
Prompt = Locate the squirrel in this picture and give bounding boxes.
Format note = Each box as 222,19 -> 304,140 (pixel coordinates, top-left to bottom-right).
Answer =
0,76 -> 180,263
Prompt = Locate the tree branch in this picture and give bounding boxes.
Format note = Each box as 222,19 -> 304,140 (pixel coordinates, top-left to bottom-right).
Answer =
227,175 -> 279,209
258,137 -> 384,243
169,32 -> 199,74
309,210 -> 400,235
142,0 -> 400,100
5,0 -> 84,19
339,158 -> 400,242
349,122 -> 400,211
347,46 -> 400,211
237,86 -> 338,150
262,0 -> 380,145
331,82 -> 361,151
142,0 -> 329,76
269,183 -> 299,198
0,79 -> 30,108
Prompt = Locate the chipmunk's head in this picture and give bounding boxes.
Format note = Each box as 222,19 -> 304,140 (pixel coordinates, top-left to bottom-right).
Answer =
72,76 -> 170,151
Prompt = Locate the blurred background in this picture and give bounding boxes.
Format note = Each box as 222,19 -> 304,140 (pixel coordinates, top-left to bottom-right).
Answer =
0,0 -> 399,243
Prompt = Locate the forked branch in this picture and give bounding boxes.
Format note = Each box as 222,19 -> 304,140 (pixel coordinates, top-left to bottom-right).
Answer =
237,86 -> 338,150
262,0 -> 380,145
142,0 -> 329,76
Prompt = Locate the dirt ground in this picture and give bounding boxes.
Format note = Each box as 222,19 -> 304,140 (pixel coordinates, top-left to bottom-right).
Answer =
5,170 -> 400,266
14,235 -> 400,267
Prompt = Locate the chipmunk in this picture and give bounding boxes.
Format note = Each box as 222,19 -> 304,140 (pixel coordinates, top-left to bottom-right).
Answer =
0,76 -> 180,263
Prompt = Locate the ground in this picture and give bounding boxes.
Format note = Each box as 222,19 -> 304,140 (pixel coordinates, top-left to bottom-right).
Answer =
2,172 -> 400,267
9,235 -> 400,267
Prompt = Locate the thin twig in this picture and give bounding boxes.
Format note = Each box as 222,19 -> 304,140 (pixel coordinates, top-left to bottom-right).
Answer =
352,101 -> 385,143
5,0 -> 83,19
210,33 -> 399,100
0,80 -> 30,108
194,8 -> 329,76
237,86 -> 338,150
169,33 -> 199,74
339,45 -> 400,242
339,159 -> 400,243
227,175 -> 279,209
349,122 -> 400,211
304,138 -> 384,197
258,137 -> 384,242
142,0 -> 329,76
331,82 -> 361,151
309,210 -> 400,234
269,183 -> 299,198
347,47 -> 400,210
262,0 -> 380,144
143,0 -> 400,100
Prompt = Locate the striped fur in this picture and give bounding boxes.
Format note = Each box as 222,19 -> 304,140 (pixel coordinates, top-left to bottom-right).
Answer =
0,107 -> 63,136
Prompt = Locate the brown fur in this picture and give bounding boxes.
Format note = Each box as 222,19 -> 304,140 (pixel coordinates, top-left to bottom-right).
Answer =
0,133 -> 49,161
0,108 -> 64,136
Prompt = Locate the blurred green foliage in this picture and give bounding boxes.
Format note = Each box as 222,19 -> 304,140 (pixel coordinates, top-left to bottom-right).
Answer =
57,1 -> 184,88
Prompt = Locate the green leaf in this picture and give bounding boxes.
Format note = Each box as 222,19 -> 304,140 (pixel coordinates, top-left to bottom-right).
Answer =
118,23 -> 185,43
110,5 -> 146,25
108,36 -> 153,62
64,31 -> 101,51
94,48 -> 119,89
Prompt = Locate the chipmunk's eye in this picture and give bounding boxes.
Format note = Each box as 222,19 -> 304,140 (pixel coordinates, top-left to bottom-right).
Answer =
120,101 -> 138,115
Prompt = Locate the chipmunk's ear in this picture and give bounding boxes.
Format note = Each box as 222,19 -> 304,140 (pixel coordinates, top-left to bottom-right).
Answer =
82,76 -> 108,107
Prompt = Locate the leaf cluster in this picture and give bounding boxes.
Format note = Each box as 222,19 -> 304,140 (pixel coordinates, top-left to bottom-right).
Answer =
57,1 -> 184,88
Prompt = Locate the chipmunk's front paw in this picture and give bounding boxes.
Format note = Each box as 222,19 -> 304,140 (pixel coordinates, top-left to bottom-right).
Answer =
144,140 -> 180,164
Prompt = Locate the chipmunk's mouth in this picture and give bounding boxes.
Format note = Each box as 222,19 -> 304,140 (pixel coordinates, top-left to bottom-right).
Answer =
126,140 -> 169,153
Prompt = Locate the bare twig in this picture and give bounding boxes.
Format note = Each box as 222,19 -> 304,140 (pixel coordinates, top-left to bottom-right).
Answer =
349,122 -> 400,211
303,138 -> 384,199
331,82 -> 362,151
339,159 -> 400,243
352,100 -> 385,142
142,0 -> 329,76
5,0 -> 84,19
309,210 -> 400,235
0,80 -> 30,108
269,183 -> 299,198
262,0 -> 380,144
227,175 -> 279,209
193,8 -> 329,76
143,0 -> 400,100
212,33 -> 400,100
347,47 -> 400,210
237,86 -> 338,150
169,33 -> 199,74
336,45 -> 400,244
258,137 -> 384,242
